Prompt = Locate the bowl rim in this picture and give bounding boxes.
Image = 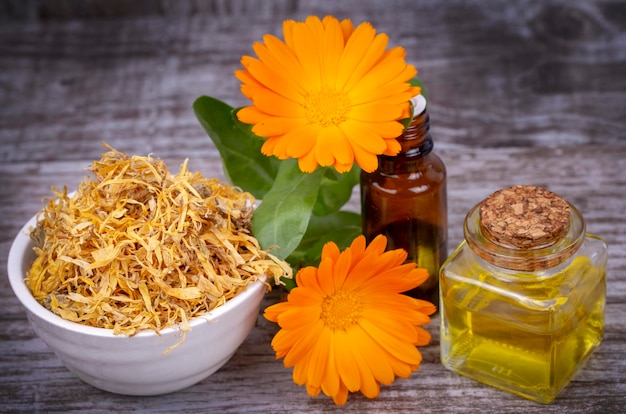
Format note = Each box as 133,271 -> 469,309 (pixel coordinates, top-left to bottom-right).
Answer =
7,211 -> 268,338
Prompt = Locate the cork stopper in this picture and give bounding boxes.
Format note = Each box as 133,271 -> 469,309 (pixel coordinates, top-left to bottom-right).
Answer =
479,185 -> 570,249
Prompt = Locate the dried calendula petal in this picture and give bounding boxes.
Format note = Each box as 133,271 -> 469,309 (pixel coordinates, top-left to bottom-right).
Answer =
26,144 -> 292,338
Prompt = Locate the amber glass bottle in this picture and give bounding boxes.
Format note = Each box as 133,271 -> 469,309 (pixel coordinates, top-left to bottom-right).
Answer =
360,97 -> 447,304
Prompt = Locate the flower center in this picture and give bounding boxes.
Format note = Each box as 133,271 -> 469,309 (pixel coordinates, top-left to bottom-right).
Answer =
320,289 -> 363,331
304,89 -> 350,128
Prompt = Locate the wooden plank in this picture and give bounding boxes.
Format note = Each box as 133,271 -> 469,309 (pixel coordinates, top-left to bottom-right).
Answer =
1,0 -> 625,412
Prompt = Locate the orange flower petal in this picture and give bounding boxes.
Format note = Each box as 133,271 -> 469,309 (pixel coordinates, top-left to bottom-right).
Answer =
317,256 -> 336,296
349,81 -> 414,106
331,131 -> 355,165
331,382 -> 349,405
308,326 -> 331,387
338,25 -> 387,91
265,234 -> 435,405
236,106 -> 268,124
292,355 -> 309,385
348,330 -> 381,399
353,146 -> 379,172
382,45 -> 407,60
292,19 -> 322,90
351,120 -> 404,139
365,234 -> 390,255
321,240 -> 341,262
334,329 -> 362,392
320,17 -> 344,86
411,297 -> 438,316
343,252 -> 406,291
260,136 -> 282,157
384,136 -> 402,155
359,265 -> 429,293
283,124 -> 319,158
415,326 -> 433,346
271,323 -> 315,360
361,296 -> 432,327
333,161 -> 352,173
337,18 -> 354,42
249,88 -> 305,118
347,235 -> 367,265
287,285 -> 324,307
295,266 -> 324,295
270,130 -> 294,158
360,309 -> 418,344
350,326 -> 396,385
237,16 -> 418,173
251,42 -> 306,101
282,19 -> 297,49
234,68 -> 264,92
339,121 -> 386,155
314,126 -> 354,166
251,116 -> 307,137
332,245 -> 351,291
314,128 -> 336,167
359,318 -> 422,365
320,332 -> 340,396
283,320 -> 324,368
306,383 -> 321,398
335,21 -> 375,87
297,149 -> 320,173
278,306 -> 321,330
349,103 -> 404,123
388,352 -> 418,378
261,34 -> 310,92
362,291 -> 424,310
351,58 -> 415,96
239,83 -> 268,103
240,56 -> 301,103
263,301 -> 290,322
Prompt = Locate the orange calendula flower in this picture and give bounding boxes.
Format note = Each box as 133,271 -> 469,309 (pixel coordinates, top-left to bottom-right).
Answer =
264,234 -> 436,405
235,15 -> 420,174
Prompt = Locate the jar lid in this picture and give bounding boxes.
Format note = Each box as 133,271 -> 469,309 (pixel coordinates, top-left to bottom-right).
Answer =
479,185 -> 570,249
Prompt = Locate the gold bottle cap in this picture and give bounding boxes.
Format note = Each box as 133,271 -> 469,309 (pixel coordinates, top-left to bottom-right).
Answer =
479,185 -> 570,249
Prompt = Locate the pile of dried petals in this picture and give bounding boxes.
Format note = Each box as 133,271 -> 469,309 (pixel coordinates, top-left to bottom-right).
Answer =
27,144 -> 291,339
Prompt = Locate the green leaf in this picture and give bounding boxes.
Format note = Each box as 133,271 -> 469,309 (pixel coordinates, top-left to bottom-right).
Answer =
193,96 -> 280,199
251,159 -> 324,260
409,76 -> 427,99
312,166 -> 361,216
287,210 -> 362,269
280,276 -> 298,291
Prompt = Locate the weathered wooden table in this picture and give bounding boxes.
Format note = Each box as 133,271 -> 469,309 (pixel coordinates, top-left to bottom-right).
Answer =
1,1 -> 624,412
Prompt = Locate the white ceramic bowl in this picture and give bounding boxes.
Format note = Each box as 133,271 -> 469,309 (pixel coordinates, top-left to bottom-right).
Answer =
7,212 -> 268,396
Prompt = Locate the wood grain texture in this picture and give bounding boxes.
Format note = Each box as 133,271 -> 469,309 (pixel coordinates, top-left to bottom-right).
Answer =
1,0 -> 625,412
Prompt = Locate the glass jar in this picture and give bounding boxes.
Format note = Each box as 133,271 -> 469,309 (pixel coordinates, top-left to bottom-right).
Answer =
360,95 -> 447,304
440,185 -> 607,404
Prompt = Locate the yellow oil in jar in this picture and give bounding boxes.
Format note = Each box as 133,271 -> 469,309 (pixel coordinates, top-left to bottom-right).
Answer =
440,255 -> 606,404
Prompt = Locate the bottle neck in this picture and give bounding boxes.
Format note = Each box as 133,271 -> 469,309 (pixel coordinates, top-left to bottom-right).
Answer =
399,109 -> 432,155
376,109 -> 432,172
464,202 -> 586,272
